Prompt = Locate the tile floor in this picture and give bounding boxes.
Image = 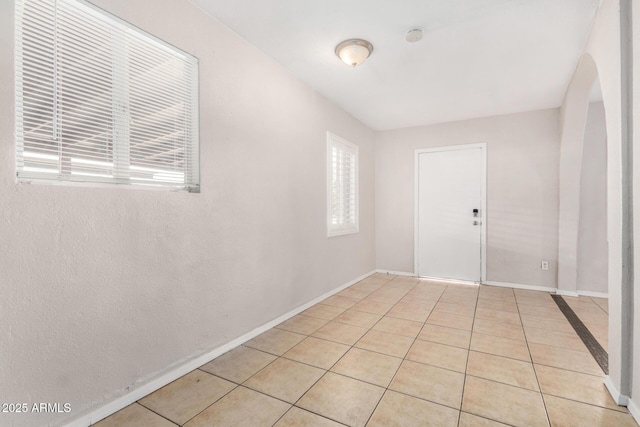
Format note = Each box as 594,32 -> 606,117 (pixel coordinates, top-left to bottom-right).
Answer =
94,274 -> 638,427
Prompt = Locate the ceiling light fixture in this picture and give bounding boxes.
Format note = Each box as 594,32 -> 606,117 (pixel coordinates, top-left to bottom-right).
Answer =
335,39 -> 373,67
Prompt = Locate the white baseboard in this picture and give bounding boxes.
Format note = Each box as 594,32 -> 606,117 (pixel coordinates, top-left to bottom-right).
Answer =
577,290 -> 609,298
62,269 -> 376,427
483,280 -> 557,293
375,269 -> 416,277
420,276 -> 480,286
604,376 -> 630,406
555,289 -> 580,297
628,398 -> 640,424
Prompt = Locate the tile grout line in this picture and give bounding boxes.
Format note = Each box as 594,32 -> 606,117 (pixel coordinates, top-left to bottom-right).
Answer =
132,402 -> 180,426
515,290 -> 553,427
456,284 -> 481,427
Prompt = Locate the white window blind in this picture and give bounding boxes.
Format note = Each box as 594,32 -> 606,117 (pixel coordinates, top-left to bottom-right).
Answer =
327,132 -> 359,237
15,0 -> 200,191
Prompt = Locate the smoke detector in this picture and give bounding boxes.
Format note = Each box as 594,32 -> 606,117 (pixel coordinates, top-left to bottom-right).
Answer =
405,28 -> 423,43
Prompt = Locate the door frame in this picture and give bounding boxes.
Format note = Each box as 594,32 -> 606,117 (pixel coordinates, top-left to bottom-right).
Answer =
414,143 -> 487,283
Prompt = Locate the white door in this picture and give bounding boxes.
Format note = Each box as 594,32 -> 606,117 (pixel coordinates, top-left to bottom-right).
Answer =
416,144 -> 485,282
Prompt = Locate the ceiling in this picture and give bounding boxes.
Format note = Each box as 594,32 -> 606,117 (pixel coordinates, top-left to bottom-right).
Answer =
188,0 -> 601,131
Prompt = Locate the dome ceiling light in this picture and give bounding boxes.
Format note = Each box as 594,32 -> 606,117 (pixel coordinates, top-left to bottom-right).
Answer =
335,39 -> 373,67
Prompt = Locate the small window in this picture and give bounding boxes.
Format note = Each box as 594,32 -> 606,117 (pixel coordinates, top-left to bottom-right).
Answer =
327,132 -> 358,236
15,0 -> 199,191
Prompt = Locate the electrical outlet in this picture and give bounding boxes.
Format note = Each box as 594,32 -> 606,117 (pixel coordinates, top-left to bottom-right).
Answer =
541,261 -> 549,270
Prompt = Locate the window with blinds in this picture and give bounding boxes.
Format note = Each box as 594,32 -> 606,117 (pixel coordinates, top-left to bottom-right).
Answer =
15,0 -> 200,191
327,132 -> 359,237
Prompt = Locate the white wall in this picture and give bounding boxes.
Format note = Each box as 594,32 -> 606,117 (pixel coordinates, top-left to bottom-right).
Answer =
577,101 -> 608,294
631,0 -> 640,421
375,109 -> 560,288
0,1 -> 376,426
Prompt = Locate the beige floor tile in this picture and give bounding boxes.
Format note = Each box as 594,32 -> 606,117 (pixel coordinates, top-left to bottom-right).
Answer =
514,289 -> 550,297
517,304 -> 566,319
367,390 -> 459,427
417,324 -> 471,348
244,358 -> 324,403
476,298 -> 518,313
478,287 -> 516,303
438,294 -> 478,306
139,370 -> 235,425
333,309 -> 382,328
276,314 -> 329,335
528,343 -> 603,376
475,308 -> 522,325
470,332 -> 531,362
535,365 -> 624,411
515,294 -> 554,303
443,284 -> 478,295
283,336 -> 350,369
583,322 -> 608,338
472,318 -> 526,341
386,302 -> 432,322
544,395 -> 638,427
368,273 -> 396,282
515,298 -> 558,310
597,336 -> 608,352
355,329 -> 414,358
200,346 -> 276,383
427,311 -> 474,331
331,347 -> 402,387
400,297 -> 438,310
338,287 -> 372,300
372,316 -> 423,338
312,321 -> 368,345
184,386 -> 290,427
458,412 -> 511,426
94,403 -> 178,427
351,282 -> 383,293
466,351 -> 539,391
297,372 -> 384,427
571,308 -> 608,322
244,328 -> 306,355
351,299 -> 394,315
322,295 -> 360,309
367,290 -> 406,304
433,301 -> 476,317
387,277 -> 419,287
591,297 -> 608,313
406,340 -> 468,373
274,407 -> 344,427
408,289 -> 444,301
400,294 -> 439,307
524,327 -> 587,352
389,360 -> 465,409
302,303 -> 346,320
462,376 -> 549,427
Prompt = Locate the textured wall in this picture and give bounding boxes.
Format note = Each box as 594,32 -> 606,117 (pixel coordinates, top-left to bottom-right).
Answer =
375,109 -> 560,288
0,1 -> 375,426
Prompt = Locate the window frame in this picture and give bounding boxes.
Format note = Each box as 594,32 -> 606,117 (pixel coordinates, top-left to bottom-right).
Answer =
14,0 -> 200,192
326,131 -> 359,237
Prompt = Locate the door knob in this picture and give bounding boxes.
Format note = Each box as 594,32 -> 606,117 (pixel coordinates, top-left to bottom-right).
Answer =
473,220 -> 482,226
